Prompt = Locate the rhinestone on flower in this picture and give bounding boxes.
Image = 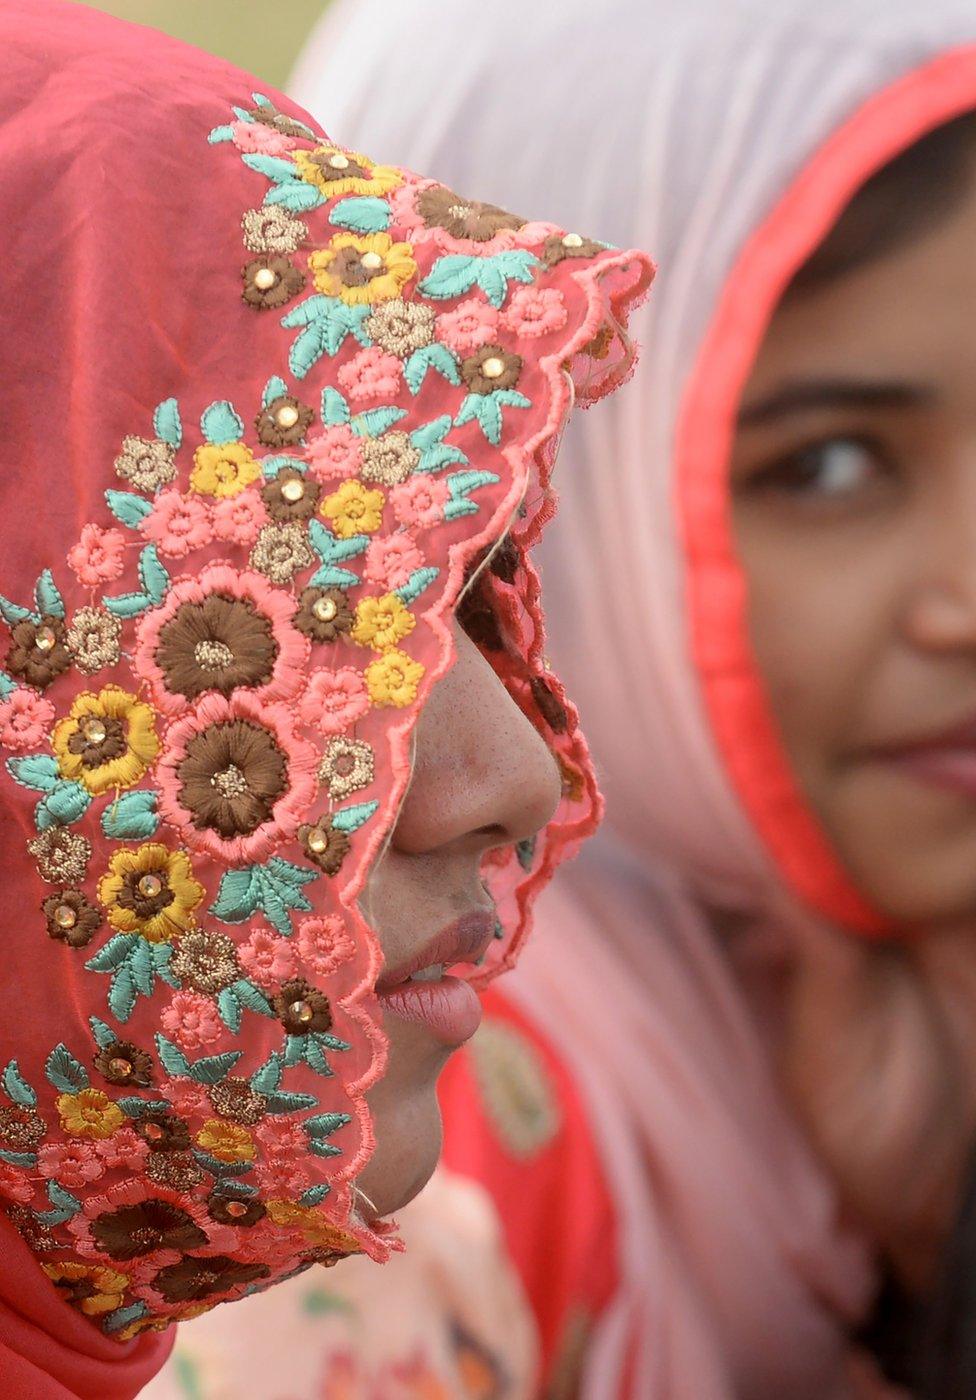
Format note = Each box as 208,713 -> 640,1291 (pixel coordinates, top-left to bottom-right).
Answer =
42,889 -> 102,948
261,467 -> 320,522
254,395 -> 315,449
293,586 -> 353,643
298,818 -> 349,876
93,1040 -> 154,1088
242,255 -> 306,311
273,978 -> 332,1036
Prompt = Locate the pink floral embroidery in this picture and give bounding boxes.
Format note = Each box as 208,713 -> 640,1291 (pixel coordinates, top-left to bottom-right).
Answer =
254,1116 -> 307,1160
337,347 -> 403,403
141,490 -> 213,559
388,180 -> 557,256
362,535 -> 424,591
253,1158 -> 310,1199
501,285 -> 568,339
37,1140 -> 105,1188
96,1127 -> 151,1173
298,667 -> 370,736
304,424 -> 363,483
295,914 -> 356,979
0,689 -> 56,752
67,1177 -> 237,1262
435,297 -> 500,356
230,120 -> 297,157
212,489 -> 268,546
390,476 -> 450,530
162,1079 -> 210,1122
0,1162 -> 33,1204
160,990 -> 225,1051
67,523 -> 128,586
238,926 -> 299,991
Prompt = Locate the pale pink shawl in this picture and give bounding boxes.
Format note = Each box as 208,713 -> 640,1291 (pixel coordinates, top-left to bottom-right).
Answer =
291,3 -> 976,1395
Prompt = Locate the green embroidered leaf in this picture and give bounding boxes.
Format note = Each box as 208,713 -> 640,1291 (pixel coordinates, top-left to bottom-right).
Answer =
249,1053 -> 283,1096
447,469 -> 502,499
0,595 -> 35,626
304,1111 -> 351,1140
404,343 -> 461,395
262,376 -> 289,408
45,1044 -> 89,1095
395,567 -> 440,605
516,835 -> 537,871
319,385 -> 351,425
0,673 -> 16,699
193,1150 -> 254,1177
283,1035 -> 306,1069
108,967 -> 136,1023
256,858 -> 317,936
101,790 -> 159,840
209,866 -> 261,924
129,940 -> 155,998
308,1137 -> 343,1159
137,546 -> 169,605
318,1032 -> 352,1053
36,1179 -> 81,1225
304,1037 -> 335,1078
281,301 -> 371,380
351,407 -> 407,439
35,571 -> 65,620
86,936 -> 164,1023
250,92 -> 273,109
154,1035 -> 191,1077
217,987 -> 242,1034
105,490 -> 153,529
88,1018 -> 116,1051
153,398 -> 183,450
0,1149 -> 35,1168
102,591 -> 154,620
417,255 -> 482,301
187,1051 -> 242,1086
2,1061 -> 36,1108
35,780 -> 92,830
241,152 -> 301,185
103,1302 -> 149,1335
7,755 -> 60,793
418,251 -> 541,307
262,1090 -> 318,1114
330,801 -> 379,834
206,123 -> 235,145
455,394 -> 499,445
329,197 -> 391,234
117,1098 -> 172,1117
200,400 -> 245,446
86,933 -> 138,973
298,1184 -> 331,1207
231,979 -> 274,1016
152,942 -> 178,987
309,564 -> 359,590
307,520 -> 368,564
264,181 -> 325,214
260,454 -> 306,479
410,416 -> 468,474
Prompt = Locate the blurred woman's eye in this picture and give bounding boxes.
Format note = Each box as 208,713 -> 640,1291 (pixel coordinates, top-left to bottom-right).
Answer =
735,436 -> 894,505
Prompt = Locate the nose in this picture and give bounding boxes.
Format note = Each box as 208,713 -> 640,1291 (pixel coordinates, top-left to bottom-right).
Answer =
903,491 -> 976,653
391,624 -> 562,856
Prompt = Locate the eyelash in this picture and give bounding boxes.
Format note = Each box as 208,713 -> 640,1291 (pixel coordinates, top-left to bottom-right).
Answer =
737,432 -> 897,503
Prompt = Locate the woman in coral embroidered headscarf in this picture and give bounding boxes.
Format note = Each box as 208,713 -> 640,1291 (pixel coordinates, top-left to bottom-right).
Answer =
0,2 -> 650,1395
152,0 -> 976,1397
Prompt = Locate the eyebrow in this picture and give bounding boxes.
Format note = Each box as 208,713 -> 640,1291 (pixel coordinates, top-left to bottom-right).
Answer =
737,378 -> 935,426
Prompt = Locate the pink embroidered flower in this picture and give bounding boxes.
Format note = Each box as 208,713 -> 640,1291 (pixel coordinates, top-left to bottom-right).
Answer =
336,347 -> 403,403
501,285 -> 568,339
253,1159 -> 310,1199
0,1162 -> 34,1204
67,523 -> 127,586
390,476 -> 450,530
160,990 -> 224,1051
157,691 -> 318,864
96,1127 -> 151,1173
68,1175 -> 237,1263
254,1116 -> 307,1161
0,689 -> 56,752
362,535 -> 424,591
38,1140 -> 105,1188
435,297 -> 500,356
212,489 -> 268,546
298,667 -> 370,736
230,120 -> 297,157
304,424 -> 363,483
388,179 -> 556,256
295,915 -> 356,979
141,490 -> 213,559
134,562 -> 309,717
162,1079 -> 210,1122
238,927 -> 299,991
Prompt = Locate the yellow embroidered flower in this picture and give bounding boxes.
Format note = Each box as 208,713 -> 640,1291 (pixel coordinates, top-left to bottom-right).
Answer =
309,233 -> 417,306
292,145 -> 402,200
195,1119 -> 256,1163
265,1199 -> 363,1254
190,442 -> 261,498
351,594 -> 416,653
51,686 -> 159,796
321,480 -> 385,539
98,842 -> 205,943
56,1088 -> 125,1140
115,1304 -> 212,1340
43,1261 -> 130,1316
365,649 -> 425,708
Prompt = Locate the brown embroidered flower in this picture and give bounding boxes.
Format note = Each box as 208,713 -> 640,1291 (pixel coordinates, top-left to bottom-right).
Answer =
66,606 -> 122,675
133,1112 -> 192,1154
176,719 -> 289,840
583,324 -> 615,360
153,1254 -> 270,1304
9,1206 -> 56,1254
293,586 -> 353,644
207,1193 -> 266,1227
154,592 -> 280,705
91,1200 -> 208,1260
255,396 -> 315,450
417,185 -> 525,242
273,977 -> 333,1036
541,232 -> 605,266
297,818 -> 349,876
359,433 -> 420,487
170,930 -> 240,995
250,521 -> 315,584
558,754 -> 586,803
207,1077 -> 266,1127
364,298 -> 434,356
489,535 -> 519,584
29,828 -> 91,885
0,1105 -> 45,1152
246,101 -> 311,140
241,206 -> 307,255
260,467 -> 321,522
530,675 -> 568,734
146,1151 -> 204,1193
319,738 -> 374,801
460,344 -> 523,395
6,615 -> 71,689
457,578 -> 505,653
242,255 -> 306,311
114,436 -> 177,492
301,147 -> 373,186
42,890 -> 102,948
93,1040 -> 154,1088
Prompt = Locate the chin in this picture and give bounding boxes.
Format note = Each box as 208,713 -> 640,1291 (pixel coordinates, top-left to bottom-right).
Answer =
357,1070 -> 446,1218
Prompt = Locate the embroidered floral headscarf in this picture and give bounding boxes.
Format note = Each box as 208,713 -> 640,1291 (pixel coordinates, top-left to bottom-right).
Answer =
0,0 -> 650,1387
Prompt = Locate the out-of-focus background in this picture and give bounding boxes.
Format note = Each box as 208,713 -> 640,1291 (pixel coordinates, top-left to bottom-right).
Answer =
77,0 -> 326,88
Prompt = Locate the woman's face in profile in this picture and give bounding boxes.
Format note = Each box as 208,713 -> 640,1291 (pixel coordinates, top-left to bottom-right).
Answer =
732,165 -> 976,929
354,620 -> 560,1216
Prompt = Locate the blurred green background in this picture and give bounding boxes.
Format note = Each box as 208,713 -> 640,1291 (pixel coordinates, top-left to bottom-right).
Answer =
76,0 -> 329,89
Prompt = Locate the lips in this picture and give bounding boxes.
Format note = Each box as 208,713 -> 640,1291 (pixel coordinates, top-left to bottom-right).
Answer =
873,712 -> 976,798
374,908 -> 497,1048
374,908 -> 497,993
